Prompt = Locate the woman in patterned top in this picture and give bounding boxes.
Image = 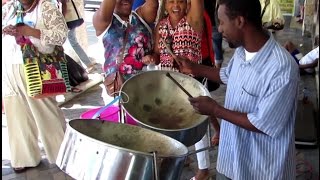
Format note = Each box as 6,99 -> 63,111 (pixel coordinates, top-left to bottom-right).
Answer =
93,0 -> 158,82
142,0 -> 203,70
2,0 -> 68,173
142,0 -> 216,180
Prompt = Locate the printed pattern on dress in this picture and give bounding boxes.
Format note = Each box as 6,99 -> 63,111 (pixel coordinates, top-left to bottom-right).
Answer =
158,16 -> 202,69
102,12 -> 152,80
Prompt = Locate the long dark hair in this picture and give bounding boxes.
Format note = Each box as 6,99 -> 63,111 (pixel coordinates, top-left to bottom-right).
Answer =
218,0 -> 262,29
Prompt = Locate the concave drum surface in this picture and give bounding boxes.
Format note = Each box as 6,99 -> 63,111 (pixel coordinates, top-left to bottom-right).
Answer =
56,119 -> 188,180
120,71 -> 210,146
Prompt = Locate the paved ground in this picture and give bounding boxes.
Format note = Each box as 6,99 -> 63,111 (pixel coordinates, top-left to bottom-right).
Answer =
2,12 -> 319,180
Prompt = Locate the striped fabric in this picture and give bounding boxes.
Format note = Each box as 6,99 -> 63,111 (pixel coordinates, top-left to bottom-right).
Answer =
217,35 -> 299,180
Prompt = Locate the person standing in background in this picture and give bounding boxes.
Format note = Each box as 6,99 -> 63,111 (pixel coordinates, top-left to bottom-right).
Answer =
60,0 -> 98,73
203,0 -> 222,68
2,0 -> 67,172
209,0 -> 224,68
260,0 -> 285,31
296,0 -> 305,23
93,0 -> 158,93
201,9 -> 221,147
142,0 -> 218,179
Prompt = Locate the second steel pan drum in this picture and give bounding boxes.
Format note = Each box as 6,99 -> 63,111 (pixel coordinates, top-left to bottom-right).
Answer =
120,71 -> 211,147
56,119 -> 188,180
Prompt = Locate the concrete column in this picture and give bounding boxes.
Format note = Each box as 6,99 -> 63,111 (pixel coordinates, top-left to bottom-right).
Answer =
302,0 -> 315,37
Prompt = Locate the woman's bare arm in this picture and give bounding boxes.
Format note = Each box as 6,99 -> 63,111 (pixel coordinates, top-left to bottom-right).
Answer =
136,0 -> 159,24
186,0 -> 204,33
92,0 -> 116,36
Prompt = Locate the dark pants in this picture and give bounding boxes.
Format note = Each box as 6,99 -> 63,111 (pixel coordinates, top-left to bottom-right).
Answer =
212,27 -> 224,62
195,57 -> 220,92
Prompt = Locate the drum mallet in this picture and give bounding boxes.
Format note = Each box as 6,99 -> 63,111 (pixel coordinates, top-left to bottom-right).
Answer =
166,72 -> 193,98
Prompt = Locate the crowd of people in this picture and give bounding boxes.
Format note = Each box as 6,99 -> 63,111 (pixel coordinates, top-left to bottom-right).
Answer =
2,0 -> 318,179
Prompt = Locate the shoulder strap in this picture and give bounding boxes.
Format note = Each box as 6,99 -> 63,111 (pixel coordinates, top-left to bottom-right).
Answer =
118,24 -> 130,64
261,0 -> 270,18
69,0 -> 80,19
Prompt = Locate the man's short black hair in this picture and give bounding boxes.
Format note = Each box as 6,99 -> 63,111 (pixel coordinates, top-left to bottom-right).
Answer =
218,0 -> 262,29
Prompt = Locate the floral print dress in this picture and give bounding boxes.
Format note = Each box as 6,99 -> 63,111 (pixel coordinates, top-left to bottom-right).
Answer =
102,11 -> 153,80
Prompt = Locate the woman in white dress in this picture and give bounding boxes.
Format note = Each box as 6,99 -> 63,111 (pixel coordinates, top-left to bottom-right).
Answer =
2,0 -> 68,172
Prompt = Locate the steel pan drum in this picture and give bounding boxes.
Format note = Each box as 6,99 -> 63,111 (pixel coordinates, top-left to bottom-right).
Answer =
120,71 -> 210,146
56,119 -> 188,180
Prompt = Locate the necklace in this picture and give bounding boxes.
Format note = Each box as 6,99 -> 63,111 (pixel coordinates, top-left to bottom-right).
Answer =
17,0 -> 38,14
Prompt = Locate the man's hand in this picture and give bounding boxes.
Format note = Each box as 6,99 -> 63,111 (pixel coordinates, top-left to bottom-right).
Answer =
188,96 -> 219,116
141,55 -> 154,65
174,55 -> 196,74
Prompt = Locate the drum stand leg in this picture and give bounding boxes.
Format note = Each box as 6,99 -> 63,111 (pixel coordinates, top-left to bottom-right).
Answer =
152,151 -> 159,180
188,120 -> 216,157
118,103 -> 126,124
207,121 -> 212,147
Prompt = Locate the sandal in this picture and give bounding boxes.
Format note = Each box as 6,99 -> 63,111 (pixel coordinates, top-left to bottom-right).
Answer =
13,167 -> 27,173
71,87 -> 83,93
13,161 -> 41,173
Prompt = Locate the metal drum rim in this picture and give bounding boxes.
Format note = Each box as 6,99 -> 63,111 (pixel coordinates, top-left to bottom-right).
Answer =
123,110 -> 209,131
68,119 -> 189,158
120,70 -> 211,131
